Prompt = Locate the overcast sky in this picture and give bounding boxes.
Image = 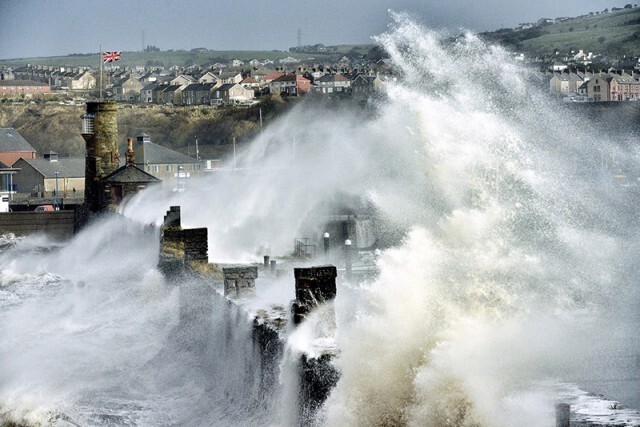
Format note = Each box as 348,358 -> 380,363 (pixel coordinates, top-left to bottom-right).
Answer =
0,0 -> 634,59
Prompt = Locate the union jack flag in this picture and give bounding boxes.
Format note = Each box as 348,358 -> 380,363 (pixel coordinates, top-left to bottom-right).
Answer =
102,51 -> 121,63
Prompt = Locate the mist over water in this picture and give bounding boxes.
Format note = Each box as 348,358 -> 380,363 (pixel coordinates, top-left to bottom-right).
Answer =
1,12 -> 639,426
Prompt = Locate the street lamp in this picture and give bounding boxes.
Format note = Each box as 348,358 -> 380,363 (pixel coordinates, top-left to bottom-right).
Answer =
344,239 -> 352,282
323,232 -> 330,258
176,165 -> 184,192
54,171 -> 59,210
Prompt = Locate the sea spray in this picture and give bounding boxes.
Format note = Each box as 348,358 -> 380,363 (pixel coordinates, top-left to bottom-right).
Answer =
320,14 -> 639,427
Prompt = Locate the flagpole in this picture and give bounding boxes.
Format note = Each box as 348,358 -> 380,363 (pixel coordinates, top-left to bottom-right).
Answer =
99,45 -> 103,101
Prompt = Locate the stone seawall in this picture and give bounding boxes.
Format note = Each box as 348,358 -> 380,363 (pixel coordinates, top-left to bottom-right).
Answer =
157,206 -> 339,425
0,210 -> 76,239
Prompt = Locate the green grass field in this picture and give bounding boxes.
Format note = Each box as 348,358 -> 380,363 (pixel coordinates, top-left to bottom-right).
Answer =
483,8 -> 640,57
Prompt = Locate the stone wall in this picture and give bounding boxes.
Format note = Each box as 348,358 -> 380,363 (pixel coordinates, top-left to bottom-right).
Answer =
163,205 -> 181,228
0,210 -> 76,239
157,205 -> 340,425
223,266 -> 258,298
292,265 -> 337,324
159,206 -> 208,275
183,227 -> 208,261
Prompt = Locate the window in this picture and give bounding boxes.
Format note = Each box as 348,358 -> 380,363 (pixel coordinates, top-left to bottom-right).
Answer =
154,165 -> 159,173
166,165 -> 172,172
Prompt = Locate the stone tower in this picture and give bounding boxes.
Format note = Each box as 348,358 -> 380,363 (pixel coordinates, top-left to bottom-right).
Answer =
80,101 -> 119,212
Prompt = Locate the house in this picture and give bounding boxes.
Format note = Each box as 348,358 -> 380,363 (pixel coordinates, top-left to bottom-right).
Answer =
112,74 -> 144,101
586,73 -> 613,102
100,139 -> 160,206
133,133 -> 202,188
302,69 -> 325,84
240,76 -> 259,91
140,82 -> 159,103
12,152 -> 84,197
549,60 -> 569,72
278,56 -> 300,64
609,72 -> 640,101
218,71 -> 244,84
0,67 -> 15,80
314,73 -> 351,95
170,74 -> 195,86
162,84 -> 186,105
198,71 -> 220,84
69,70 -> 96,90
0,161 -> 20,202
213,83 -> 255,104
350,73 -> 384,98
139,71 -> 163,83
269,73 -> 311,96
257,71 -> 285,85
573,49 -> 593,65
181,82 -> 218,105
151,83 -> 170,104
549,71 -> 584,95
0,128 -> 36,166
0,80 -> 51,99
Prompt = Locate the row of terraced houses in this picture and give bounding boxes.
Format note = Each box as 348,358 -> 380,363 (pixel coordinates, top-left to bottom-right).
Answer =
5,62 -> 640,104
543,68 -> 640,102
2,64 -> 386,105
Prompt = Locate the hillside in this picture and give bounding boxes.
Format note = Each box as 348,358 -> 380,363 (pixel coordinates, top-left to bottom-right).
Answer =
0,44 -> 376,69
481,7 -> 640,58
0,96 -> 294,161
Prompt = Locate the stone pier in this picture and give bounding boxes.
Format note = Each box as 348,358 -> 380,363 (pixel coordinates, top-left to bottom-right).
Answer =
292,265 -> 337,325
223,266 -> 258,298
159,206 -> 208,276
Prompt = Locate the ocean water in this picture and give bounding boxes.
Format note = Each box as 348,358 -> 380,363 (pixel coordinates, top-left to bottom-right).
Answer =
2,13 -> 640,426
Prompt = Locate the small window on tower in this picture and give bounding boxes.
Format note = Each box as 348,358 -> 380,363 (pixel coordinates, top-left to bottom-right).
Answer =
81,113 -> 95,135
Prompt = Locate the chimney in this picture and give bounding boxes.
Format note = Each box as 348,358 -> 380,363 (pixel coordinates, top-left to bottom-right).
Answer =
44,151 -> 58,162
125,137 -> 135,165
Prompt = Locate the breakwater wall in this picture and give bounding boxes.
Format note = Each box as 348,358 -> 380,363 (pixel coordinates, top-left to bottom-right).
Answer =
157,206 -> 339,425
0,210 -> 76,239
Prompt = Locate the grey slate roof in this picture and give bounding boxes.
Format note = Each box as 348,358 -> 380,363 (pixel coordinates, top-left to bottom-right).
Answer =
17,158 -> 85,178
139,141 -> 198,165
163,84 -> 184,93
317,73 -> 349,82
102,164 -> 161,183
141,82 -> 159,91
217,83 -> 237,91
183,82 -> 218,92
0,128 -> 36,153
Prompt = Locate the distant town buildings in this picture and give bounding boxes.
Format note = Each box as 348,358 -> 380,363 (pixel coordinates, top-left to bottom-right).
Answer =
0,52 -> 388,105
